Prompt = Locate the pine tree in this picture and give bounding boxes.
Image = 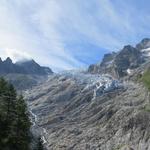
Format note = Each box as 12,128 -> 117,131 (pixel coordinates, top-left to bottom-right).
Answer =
14,95 -> 31,150
0,78 -> 31,150
0,78 -> 11,147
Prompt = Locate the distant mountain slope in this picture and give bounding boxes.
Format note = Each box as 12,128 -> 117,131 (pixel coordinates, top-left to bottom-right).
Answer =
24,38 -> 150,150
4,74 -> 47,90
88,38 -> 150,78
25,71 -> 150,150
0,57 -> 53,90
0,57 -> 53,75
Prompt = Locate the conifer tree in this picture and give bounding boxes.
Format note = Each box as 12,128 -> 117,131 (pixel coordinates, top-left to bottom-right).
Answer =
0,78 -> 31,150
11,95 -> 31,150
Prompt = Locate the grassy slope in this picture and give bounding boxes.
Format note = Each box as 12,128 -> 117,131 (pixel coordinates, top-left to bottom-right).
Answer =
141,70 -> 150,90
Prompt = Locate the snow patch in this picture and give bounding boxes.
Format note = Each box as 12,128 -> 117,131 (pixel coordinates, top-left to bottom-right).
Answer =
41,136 -> 47,144
127,69 -> 132,75
141,47 -> 150,57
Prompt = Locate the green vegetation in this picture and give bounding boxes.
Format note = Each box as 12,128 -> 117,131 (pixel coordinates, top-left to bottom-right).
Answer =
143,105 -> 150,112
0,78 -> 31,150
113,144 -> 128,150
140,70 -> 150,90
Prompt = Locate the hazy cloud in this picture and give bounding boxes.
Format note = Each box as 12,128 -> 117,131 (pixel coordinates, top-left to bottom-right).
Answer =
0,0 -> 150,70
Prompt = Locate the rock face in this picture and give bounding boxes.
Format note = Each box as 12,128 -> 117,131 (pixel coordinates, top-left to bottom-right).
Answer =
0,57 -> 53,90
88,38 -> 150,78
114,45 -> 144,77
4,74 -> 47,90
88,52 -> 117,75
0,57 -> 18,73
25,70 -> 150,150
23,38 -> 150,150
0,57 -> 53,75
16,59 -> 53,75
136,38 -> 150,50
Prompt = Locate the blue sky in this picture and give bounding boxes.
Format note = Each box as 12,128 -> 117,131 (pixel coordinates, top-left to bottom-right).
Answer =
0,0 -> 150,71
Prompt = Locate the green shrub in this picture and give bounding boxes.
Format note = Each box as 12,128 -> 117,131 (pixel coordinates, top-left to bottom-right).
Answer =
143,105 -> 150,112
141,70 -> 150,90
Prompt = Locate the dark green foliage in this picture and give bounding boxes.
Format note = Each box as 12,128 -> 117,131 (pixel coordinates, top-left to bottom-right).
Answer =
0,78 -> 31,150
143,105 -> 150,112
36,137 -> 44,150
141,70 -> 150,90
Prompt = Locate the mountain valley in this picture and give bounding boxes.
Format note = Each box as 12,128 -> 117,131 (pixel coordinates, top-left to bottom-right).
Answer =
23,38 -> 150,150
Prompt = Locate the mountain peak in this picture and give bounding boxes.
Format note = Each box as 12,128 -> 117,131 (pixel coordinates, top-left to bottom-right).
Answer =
16,59 -> 53,75
136,38 -> 150,50
141,38 -> 150,43
0,57 -> 53,75
123,45 -> 134,49
16,59 -> 38,66
0,57 -> 2,63
4,57 -> 13,64
88,38 -> 148,77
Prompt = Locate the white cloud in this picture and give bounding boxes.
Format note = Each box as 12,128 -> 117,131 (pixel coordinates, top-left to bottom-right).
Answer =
0,0 -> 86,70
0,0 -> 150,71
0,49 -> 32,62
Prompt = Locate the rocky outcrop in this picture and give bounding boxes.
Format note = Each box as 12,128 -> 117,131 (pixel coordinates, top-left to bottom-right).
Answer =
114,45 -> 144,77
16,59 -> 53,75
25,72 -> 150,150
88,52 -> 117,74
0,57 -> 20,73
88,38 -> 150,78
0,57 -> 53,75
136,38 -> 150,50
0,57 -> 53,90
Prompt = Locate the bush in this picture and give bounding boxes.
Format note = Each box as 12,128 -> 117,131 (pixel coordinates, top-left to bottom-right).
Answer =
0,78 -> 31,150
141,70 -> 150,90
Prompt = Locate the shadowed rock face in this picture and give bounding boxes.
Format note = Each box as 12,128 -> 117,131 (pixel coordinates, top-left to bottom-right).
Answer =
88,52 -> 117,74
0,57 -> 53,90
0,57 -> 19,73
88,38 -> 150,78
0,57 -> 53,75
25,70 -> 150,150
136,38 -> 150,50
114,45 -> 144,77
16,59 -> 53,75
100,52 -> 117,67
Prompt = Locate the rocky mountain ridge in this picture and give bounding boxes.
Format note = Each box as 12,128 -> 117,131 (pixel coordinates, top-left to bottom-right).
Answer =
88,38 -> 150,78
0,57 -> 53,75
0,57 -> 53,90
24,38 -> 150,150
